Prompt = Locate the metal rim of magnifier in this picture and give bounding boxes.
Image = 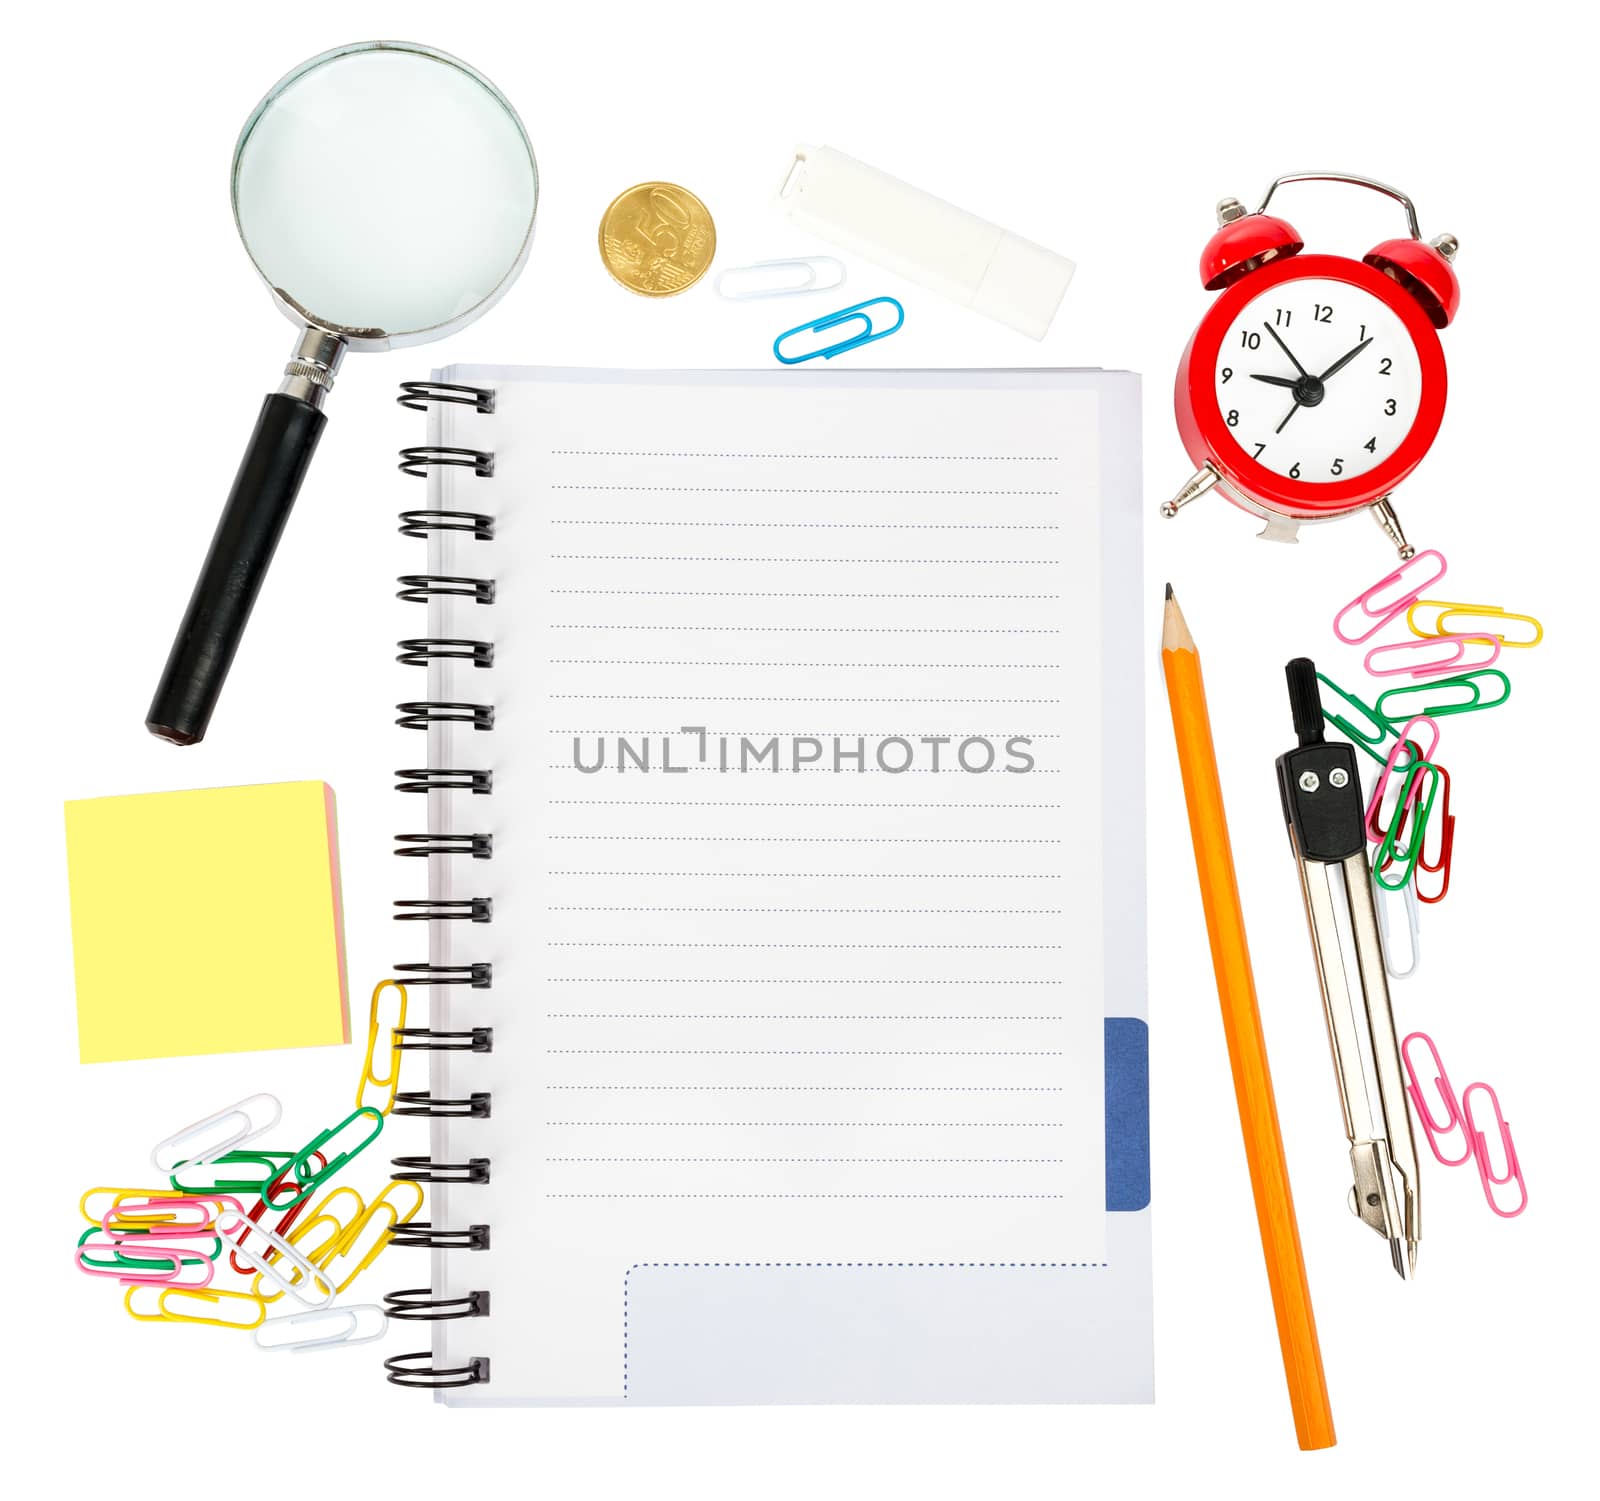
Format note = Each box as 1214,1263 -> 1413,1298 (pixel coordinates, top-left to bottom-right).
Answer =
230,39 -> 540,353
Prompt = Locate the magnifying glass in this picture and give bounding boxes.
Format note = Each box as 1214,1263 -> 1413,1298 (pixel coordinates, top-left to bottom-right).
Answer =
147,41 -> 538,745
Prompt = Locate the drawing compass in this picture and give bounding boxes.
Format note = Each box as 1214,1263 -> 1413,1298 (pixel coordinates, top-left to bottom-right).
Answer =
1276,657 -> 1421,1279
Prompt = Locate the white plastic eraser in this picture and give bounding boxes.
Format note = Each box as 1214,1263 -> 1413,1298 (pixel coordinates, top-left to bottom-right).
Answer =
778,145 -> 1075,340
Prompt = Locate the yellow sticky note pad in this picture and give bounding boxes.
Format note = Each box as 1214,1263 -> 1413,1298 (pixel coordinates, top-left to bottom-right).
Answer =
65,782 -> 350,1063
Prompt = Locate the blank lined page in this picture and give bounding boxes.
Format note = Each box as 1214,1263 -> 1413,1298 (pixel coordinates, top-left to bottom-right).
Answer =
424,368 -> 1135,1401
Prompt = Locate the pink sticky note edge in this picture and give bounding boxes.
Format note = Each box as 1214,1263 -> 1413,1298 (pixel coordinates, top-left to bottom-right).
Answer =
322,782 -> 351,1044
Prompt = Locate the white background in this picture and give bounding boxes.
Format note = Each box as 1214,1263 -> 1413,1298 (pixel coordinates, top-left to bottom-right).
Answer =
7,2 -> 1593,1495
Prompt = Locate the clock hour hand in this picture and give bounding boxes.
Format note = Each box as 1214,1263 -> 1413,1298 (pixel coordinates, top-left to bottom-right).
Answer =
1250,373 -> 1301,389
1263,322 -> 1310,378
1318,336 -> 1374,383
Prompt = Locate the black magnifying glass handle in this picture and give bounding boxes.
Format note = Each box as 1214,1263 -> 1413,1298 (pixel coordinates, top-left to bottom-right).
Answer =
147,330 -> 345,745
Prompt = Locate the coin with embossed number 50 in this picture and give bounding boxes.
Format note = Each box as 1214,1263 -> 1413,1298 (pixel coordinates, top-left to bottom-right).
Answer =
598,182 -> 716,297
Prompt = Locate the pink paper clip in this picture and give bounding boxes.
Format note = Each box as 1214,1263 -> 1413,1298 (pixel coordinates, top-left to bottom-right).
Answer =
1401,1033 -> 1474,1167
1363,633 -> 1501,679
1333,549 -> 1448,644
1462,1082 -> 1527,1219
1364,716 -> 1440,843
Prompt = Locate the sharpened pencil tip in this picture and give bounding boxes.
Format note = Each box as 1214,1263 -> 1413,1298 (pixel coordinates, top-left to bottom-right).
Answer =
1164,582 -> 1174,600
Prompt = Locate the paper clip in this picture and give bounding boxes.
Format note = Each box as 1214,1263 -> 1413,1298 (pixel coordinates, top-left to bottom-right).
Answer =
1372,871 -> 1421,979
77,1240 -> 216,1288
773,296 -> 903,364
217,1207 -> 335,1308
100,1195 -> 229,1238
125,1285 -> 267,1330
357,979 -> 407,1115
1363,716 -> 1439,843
77,1226 -> 219,1272
1414,765 -> 1455,904
1363,633 -> 1501,679
1316,673 -> 1392,764
1407,599 -> 1544,649
1375,669 -> 1511,724
150,1093 -> 281,1175
225,1153 -> 327,1274
169,1149 -> 298,1196
266,1107 -> 385,1212
1374,762 -> 1439,891
716,256 -> 845,300
253,1304 -> 388,1354
253,1185 -> 369,1302
1401,1033 -> 1474,1167
1332,549 -> 1448,644
81,1186 -> 186,1229
1462,1082 -> 1527,1218
310,1178 -> 426,1297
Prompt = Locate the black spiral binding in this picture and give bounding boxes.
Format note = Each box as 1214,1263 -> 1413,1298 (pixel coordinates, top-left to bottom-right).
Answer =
386,378 -> 498,1391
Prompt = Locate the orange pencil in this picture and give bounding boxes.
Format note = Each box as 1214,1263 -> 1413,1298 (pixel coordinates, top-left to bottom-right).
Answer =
1161,586 -> 1336,1452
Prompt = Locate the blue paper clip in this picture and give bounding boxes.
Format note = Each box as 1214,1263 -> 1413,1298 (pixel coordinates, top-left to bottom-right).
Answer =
773,297 -> 904,364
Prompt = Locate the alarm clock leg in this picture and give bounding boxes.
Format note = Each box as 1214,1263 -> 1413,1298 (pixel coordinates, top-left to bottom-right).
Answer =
1369,497 -> 1416,561
1161,463 -> 1220,519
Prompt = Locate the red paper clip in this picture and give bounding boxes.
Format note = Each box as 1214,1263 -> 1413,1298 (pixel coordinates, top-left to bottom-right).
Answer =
227,1153 -> 327,1275
1462,1082 -> 1527,1219
1414,765 -> 1454,903
1401,1033 -> 1474,1167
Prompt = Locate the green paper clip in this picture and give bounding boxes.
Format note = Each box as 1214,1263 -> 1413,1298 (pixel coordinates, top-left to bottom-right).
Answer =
1318,673 -> 1392,764
77,1225 -> 221,1270
169,1149 -> 298,1196
1376,669 -> 1511,725
266,1108 -> 385,1212
1375,761 -> 1441,891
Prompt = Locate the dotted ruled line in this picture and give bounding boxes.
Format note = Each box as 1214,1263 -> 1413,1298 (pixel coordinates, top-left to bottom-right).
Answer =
548,801 -> 1063,808
550,451 -> 1061,461
545,836 -> 1062,843
549,591 -> 1065,599
547,520 -> 1061,531
544,1004 -> 1068,1017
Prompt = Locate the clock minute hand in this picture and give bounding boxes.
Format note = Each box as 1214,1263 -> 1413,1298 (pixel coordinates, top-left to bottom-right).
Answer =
1263,322 -> 1310,378
1317,336 -> 1374,384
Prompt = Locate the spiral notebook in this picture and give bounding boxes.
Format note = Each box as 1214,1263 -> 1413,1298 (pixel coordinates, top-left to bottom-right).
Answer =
390,366 -> 1150,1406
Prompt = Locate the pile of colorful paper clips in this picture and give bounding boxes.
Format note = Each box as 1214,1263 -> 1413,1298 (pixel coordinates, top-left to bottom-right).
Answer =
1320,553 -> 1533,1219
1325,549 -> 1544,946
75,981 -> 418,1348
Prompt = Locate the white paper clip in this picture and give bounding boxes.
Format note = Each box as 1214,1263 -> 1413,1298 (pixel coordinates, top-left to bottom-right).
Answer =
715,257 -> 846,301
217,1209 -> 335,1308
253,1303 -> 388,1353
149,1093 -> 282,1174
1372,868 -> 1421,979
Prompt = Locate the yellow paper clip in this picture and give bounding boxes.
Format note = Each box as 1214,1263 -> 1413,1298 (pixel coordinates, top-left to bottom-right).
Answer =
125,1285 -> 267,1330
316,1179 -> 425,1296
1407,599 -> 1544,648
253,1186 -> 367,1304
81,1187 -> 183,1228
356,979 -> 408,1114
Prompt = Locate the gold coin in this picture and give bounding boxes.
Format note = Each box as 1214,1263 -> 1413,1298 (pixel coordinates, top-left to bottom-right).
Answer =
598,182 -> 716,297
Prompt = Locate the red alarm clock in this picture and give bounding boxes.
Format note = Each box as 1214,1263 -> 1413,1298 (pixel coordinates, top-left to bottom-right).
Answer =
1164,172 -> 1458,559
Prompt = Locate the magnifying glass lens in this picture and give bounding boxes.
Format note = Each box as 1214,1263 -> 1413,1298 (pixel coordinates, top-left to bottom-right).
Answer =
234,46 -> 536,335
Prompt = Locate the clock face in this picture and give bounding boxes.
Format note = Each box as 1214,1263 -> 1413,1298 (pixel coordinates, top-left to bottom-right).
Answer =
1211,276 -> 1424,484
